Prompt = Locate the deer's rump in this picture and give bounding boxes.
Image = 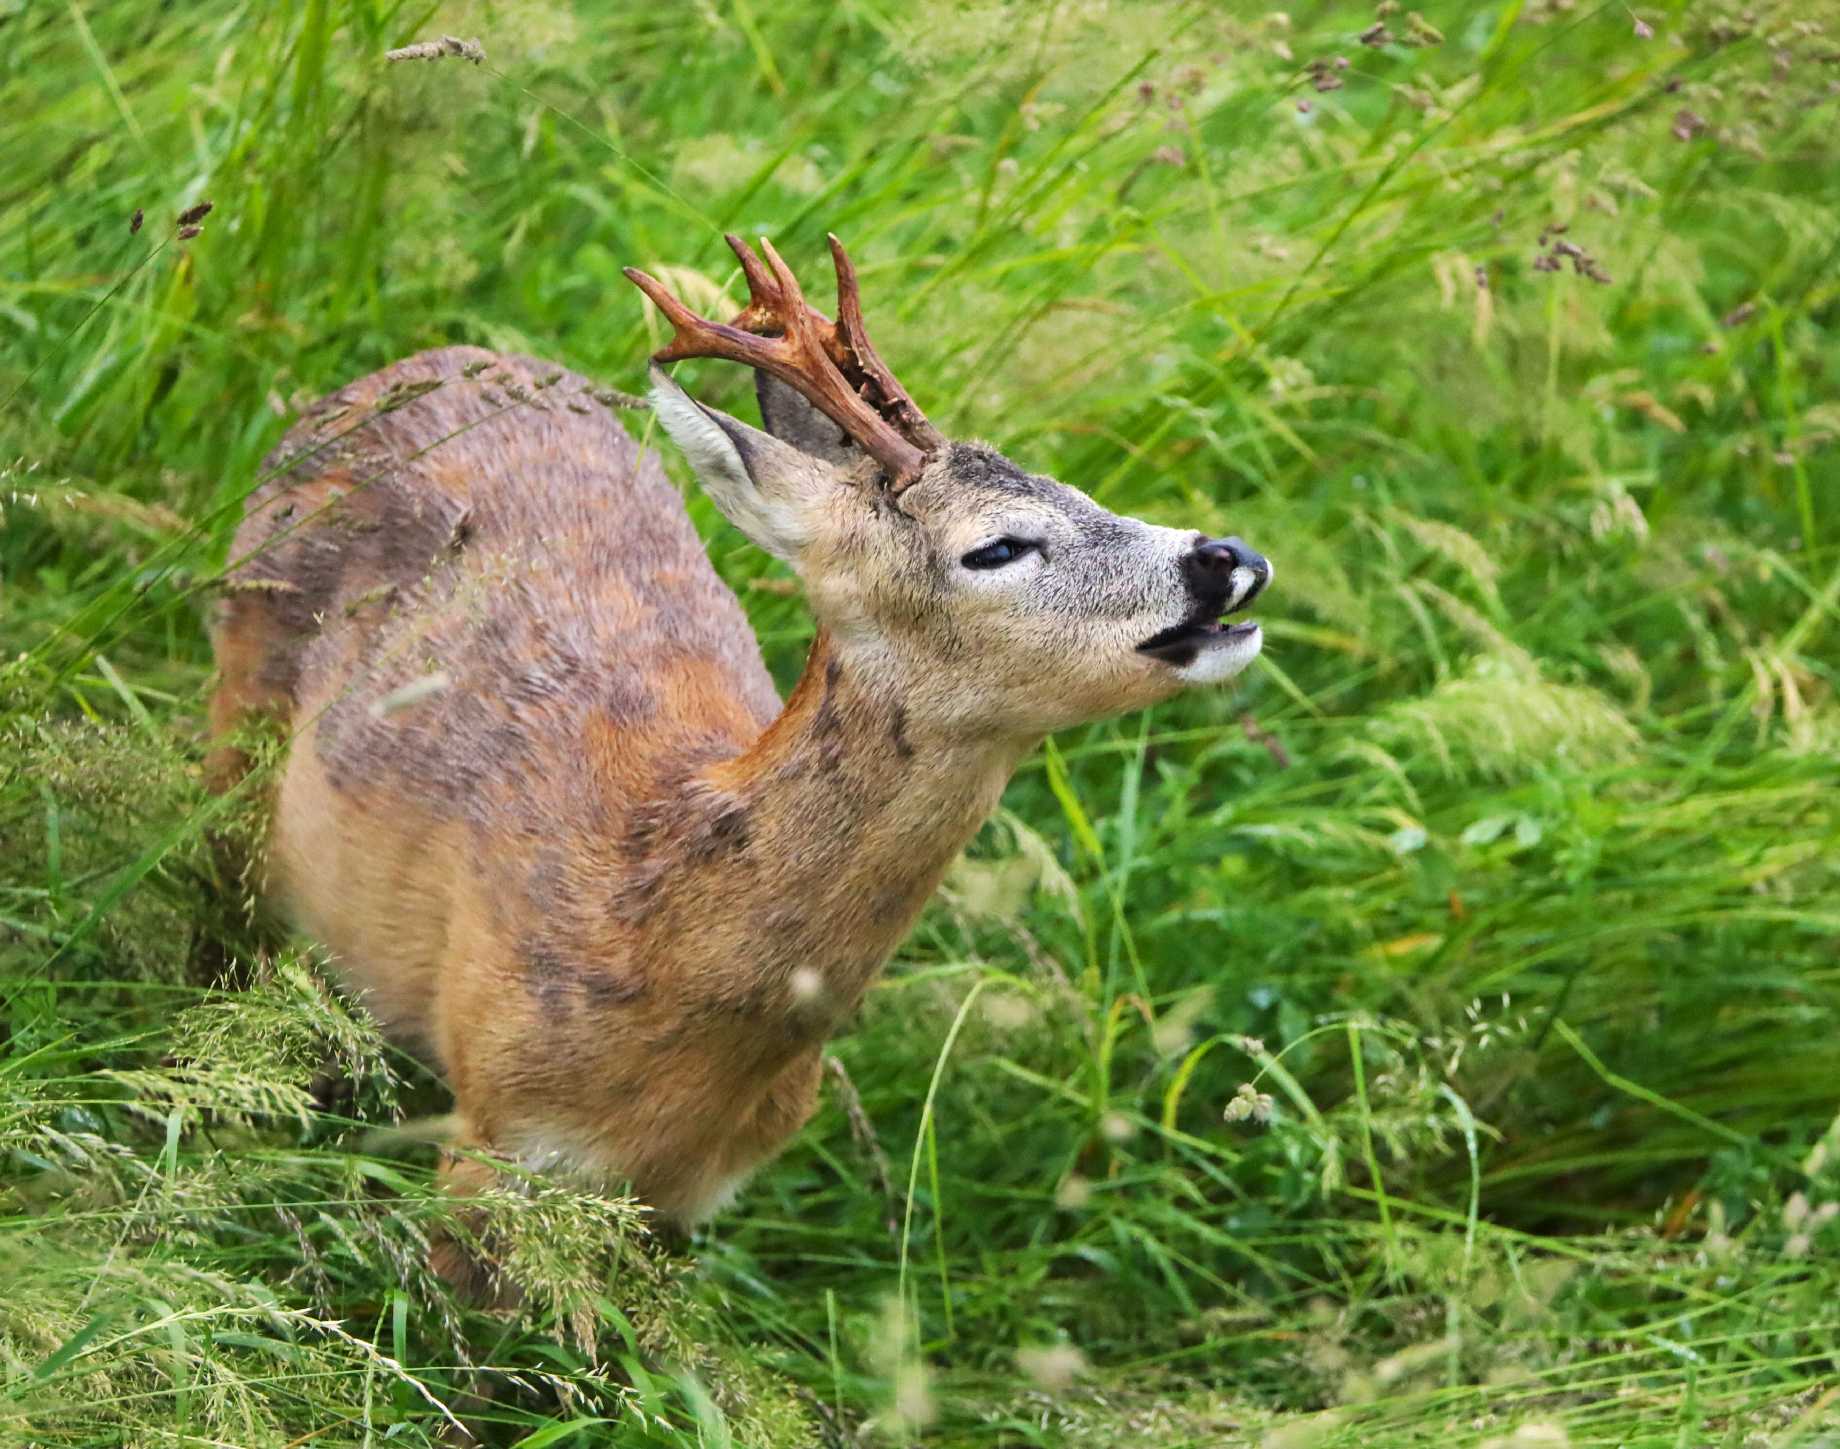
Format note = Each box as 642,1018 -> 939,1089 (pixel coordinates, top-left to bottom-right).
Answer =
211,346 -> 781,1040
218,345 -> 779,794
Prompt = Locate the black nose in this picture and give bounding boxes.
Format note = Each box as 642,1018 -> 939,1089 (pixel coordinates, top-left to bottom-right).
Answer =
1184,535 -> 1271,606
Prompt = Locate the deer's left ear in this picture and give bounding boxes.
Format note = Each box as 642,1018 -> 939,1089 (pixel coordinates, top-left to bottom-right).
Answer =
648,365 -> 840,563
755,373 -> 863,467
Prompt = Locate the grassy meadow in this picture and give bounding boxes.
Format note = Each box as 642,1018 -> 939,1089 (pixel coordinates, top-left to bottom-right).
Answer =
3,0 -> 1839,1443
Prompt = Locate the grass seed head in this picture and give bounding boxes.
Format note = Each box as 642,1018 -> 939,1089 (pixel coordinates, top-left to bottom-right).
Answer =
1016,1342 -> 1088,1390
980,991 -> 1037,1031
1404,12 -> 1444,46
369,671 -> 451,719
385,34 -> 486,65
788,965 -> 825,1005
1225,1082 -> 1276,1125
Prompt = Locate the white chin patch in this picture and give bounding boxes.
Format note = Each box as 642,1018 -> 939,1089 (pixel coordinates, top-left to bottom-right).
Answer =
1175,623 -> 1263,686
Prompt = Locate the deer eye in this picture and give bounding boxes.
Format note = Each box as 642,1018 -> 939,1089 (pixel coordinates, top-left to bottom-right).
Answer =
960,537 -> 1040,570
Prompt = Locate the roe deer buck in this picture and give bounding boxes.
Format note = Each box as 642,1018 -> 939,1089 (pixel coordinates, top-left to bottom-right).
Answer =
209,233 -> 1271,1272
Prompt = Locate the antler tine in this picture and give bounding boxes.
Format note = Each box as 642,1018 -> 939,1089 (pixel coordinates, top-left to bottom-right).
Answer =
827,234 -> 945,453
622,265 -> 781,373
623,247 -> 928,486
755,237 -> 812,331
724,233 -> 785,334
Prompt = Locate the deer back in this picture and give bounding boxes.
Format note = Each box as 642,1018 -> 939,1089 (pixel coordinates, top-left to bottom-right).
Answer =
211,348 -> 782,1012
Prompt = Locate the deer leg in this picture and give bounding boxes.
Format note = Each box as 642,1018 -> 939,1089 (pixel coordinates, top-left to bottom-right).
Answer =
194,610 -> 294,990
704,1048 -> 825,1209
429,1126 -> 522,1309
753,1047 -> 826,1147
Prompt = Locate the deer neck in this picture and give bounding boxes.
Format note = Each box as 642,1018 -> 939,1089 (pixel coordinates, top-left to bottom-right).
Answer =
669,630 -> 1028,1029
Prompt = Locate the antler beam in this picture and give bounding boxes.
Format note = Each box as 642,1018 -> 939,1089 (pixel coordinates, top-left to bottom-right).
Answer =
624,234 -> 939,489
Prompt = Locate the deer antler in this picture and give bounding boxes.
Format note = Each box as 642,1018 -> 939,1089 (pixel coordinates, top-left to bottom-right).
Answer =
623,234 -> 942,490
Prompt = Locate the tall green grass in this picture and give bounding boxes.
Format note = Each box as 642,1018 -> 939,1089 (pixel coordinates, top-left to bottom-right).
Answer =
3,0 -> 1837,1443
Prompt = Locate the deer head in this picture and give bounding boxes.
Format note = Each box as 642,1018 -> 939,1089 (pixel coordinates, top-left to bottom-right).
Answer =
625,235 -> 1271,740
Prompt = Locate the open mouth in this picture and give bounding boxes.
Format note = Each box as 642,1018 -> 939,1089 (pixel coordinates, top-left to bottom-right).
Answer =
1136,615 -> 1261,666
1137,564 -> 1270,667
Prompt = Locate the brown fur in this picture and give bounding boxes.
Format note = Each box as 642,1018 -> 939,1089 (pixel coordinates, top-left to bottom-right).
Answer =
214,332 -> 1269,1263
212,348 -> 1023,1230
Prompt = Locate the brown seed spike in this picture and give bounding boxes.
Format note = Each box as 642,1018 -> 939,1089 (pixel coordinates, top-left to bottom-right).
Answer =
623,233 -> 939,490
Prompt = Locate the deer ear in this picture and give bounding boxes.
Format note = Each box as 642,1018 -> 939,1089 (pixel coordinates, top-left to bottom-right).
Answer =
755,373 -> 863,467
648,365 -> 837,563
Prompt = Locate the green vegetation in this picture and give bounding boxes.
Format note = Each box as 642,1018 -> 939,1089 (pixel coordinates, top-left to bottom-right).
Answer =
3,0 -> 1837,1443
